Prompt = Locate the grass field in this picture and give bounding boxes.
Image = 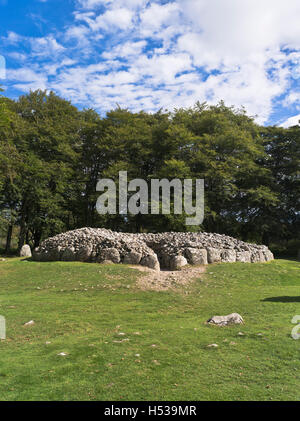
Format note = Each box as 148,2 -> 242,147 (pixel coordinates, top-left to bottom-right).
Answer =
0,257 -> 299,401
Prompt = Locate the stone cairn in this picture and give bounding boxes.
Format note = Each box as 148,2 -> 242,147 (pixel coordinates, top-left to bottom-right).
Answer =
32,228 -> 274,271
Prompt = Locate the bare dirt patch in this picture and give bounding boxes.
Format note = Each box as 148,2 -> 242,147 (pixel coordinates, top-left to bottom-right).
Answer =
130,264 -> 206,291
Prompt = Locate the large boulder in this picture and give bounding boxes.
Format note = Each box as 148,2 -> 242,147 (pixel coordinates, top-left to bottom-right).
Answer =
123,251 -> 142,265
98,248 -> 120,264
221,249 -> 236,263
185,248 -> 208,265
169,255 -> 188,271
140,254 -> 160,271
207,247 -> 222,263
207,313 -> 244,326
20,244 -> 32,258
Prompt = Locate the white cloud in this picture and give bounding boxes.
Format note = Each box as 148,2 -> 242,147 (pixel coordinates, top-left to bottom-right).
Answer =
280,114 -> 300,128
8,68 -> 47,91
102,40 -> 146,59
134,53 -> 193,84
30,36 -> 65,56
4,31 -> 22,43
75,7 -> 134,31
7,52 -> 27,62
78,0 -> 147,10
3,32 -> 65,57
65,25 -> 90,40
283,92 -> 300,109
4,0 -> 300,123
140,2 -> 180,35
77,0 -> 111,9
94,8 -> 134,31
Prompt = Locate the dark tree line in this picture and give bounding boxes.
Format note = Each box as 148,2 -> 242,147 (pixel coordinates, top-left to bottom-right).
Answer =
0,90 -> 299,256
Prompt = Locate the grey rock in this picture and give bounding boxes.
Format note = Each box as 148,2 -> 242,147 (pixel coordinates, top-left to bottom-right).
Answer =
251,251 -> 266,263
207,313 -> 244,326
140,254 -> 160,271
123,251 -> 142,265
236,251 -> 251,262
23,320 -> 35,326
20,244 -> 32,258
99,248 -> 120,264
264,250 -> 274,261
185,248 -> 208,265
221,249 -> 236,263
207,247 -> 222,263
169,255 -> 188,270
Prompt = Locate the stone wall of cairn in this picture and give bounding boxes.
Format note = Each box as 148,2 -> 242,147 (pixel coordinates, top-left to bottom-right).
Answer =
33,228 -> 274,270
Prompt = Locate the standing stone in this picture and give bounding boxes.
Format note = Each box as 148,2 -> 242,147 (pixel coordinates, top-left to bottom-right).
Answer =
169,255 -> 188,270
221,249 -> 236,263
20,244 -> 32,258
185,248 -> 208,265
123,251 -> 142,265
99,248 -> 120,264
207,247 -> 222,263
140,254 -> 160,271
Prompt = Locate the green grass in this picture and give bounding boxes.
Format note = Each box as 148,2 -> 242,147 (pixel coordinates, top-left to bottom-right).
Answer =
0,257 -> 300,401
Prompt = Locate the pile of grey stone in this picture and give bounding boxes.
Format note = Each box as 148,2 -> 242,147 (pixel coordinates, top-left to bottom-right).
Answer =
32,228 -> 274,271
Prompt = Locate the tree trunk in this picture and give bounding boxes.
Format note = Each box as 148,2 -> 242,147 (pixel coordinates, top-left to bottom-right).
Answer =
18,216 -> 26,252
5,224 -> 13,254
33,230 -> 42,248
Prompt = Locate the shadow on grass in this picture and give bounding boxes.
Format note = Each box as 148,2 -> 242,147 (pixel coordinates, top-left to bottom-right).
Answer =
262,296 -> 300,303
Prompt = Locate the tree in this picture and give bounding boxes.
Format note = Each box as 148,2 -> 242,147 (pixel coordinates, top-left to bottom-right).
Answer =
9,90 -> 82,249
258,125 -> 300,248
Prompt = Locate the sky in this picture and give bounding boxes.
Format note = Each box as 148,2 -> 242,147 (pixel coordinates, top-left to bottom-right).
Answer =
0,0 -> 300,127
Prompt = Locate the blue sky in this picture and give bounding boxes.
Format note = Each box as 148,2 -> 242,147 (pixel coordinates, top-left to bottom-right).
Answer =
1,0 -> 300,127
